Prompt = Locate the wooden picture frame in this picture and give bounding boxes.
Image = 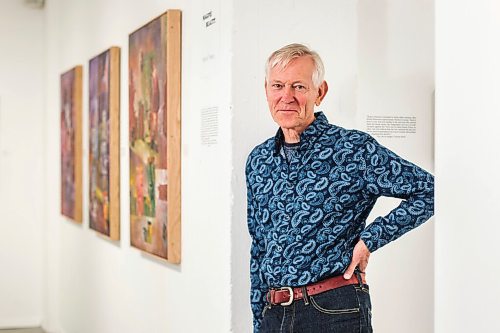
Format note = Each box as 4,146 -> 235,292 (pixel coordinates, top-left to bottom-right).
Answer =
61,66 -> 83,223
128,10 -> 181,263
89,47 -> 120,240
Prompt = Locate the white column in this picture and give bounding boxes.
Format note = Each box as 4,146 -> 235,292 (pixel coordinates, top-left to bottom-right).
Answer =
435,0 -> 500,332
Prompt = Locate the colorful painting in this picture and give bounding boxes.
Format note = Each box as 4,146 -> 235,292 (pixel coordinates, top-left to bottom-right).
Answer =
89,47 -> 120,239
129,10 -> 182,263
61,66 -> 83,222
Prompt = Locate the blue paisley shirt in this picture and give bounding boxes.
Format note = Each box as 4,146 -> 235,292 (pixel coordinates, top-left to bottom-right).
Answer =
246,112 -> 434,331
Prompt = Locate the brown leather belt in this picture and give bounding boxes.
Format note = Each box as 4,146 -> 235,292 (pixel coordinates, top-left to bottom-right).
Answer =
267,273 -> 367,306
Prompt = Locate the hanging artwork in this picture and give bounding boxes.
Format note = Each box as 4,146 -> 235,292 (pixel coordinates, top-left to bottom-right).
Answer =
89,47 -> 121,239
61,66 -> 83,223
129,10 -> 181,263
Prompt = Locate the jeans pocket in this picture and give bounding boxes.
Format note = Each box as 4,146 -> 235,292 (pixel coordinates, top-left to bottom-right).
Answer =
310,297 -> 360,315
309,286 -> 361,315
304,287 -> 361,332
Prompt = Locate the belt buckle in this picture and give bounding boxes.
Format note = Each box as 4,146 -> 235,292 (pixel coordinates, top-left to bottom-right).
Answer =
278,287 -> 294,306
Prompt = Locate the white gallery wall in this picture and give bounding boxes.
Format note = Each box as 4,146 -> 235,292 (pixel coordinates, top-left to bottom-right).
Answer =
231,1 -> 434,332
435,0 -> 500,332
0,0 -> 45,327
43,0 -> 233,332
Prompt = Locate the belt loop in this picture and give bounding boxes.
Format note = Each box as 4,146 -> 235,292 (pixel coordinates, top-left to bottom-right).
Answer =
301,286 -> 310,306
354,267 -> 363,288
266,290 -> 273,308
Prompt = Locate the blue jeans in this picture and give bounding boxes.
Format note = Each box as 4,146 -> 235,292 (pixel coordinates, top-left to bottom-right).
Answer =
260,284 -> 373,332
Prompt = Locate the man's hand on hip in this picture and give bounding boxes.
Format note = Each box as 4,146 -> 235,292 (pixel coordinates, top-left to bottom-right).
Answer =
343,239 -> 370,280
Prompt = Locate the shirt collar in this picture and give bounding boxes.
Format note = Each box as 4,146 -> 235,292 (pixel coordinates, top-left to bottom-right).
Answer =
274,111 -> 329,156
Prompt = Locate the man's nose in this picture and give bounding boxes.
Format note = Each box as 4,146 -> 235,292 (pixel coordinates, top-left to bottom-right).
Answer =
281,85 -> 295,102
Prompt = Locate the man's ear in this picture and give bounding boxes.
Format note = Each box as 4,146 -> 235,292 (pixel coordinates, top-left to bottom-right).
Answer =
315,81 -> 329,106
264,80 -> 268,99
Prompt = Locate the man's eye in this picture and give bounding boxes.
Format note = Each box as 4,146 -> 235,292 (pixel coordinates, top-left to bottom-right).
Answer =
272,84 -> 283,89
294,85 -> 306,91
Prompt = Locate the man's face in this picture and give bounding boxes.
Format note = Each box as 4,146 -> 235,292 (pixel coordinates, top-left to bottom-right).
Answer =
265,56 -> 327,132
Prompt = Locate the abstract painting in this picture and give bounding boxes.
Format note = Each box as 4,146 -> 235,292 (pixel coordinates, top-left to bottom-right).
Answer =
61,66 -> 83,222
89,47 -> 120,239
129,10 -> 181,263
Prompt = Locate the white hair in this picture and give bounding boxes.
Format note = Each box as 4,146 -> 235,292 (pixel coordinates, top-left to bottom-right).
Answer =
265,43 -> 325,88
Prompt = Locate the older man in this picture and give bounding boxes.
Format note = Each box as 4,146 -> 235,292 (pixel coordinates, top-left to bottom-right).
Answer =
245,44 -> 434,332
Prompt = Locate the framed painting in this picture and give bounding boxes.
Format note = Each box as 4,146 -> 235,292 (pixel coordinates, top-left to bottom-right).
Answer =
61,66 -> 83,223
129,10 -> 181,263
89,47 -> 120,240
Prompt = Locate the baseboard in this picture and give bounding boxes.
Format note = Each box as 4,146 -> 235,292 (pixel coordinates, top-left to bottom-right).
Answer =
0,316 -> 42,329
